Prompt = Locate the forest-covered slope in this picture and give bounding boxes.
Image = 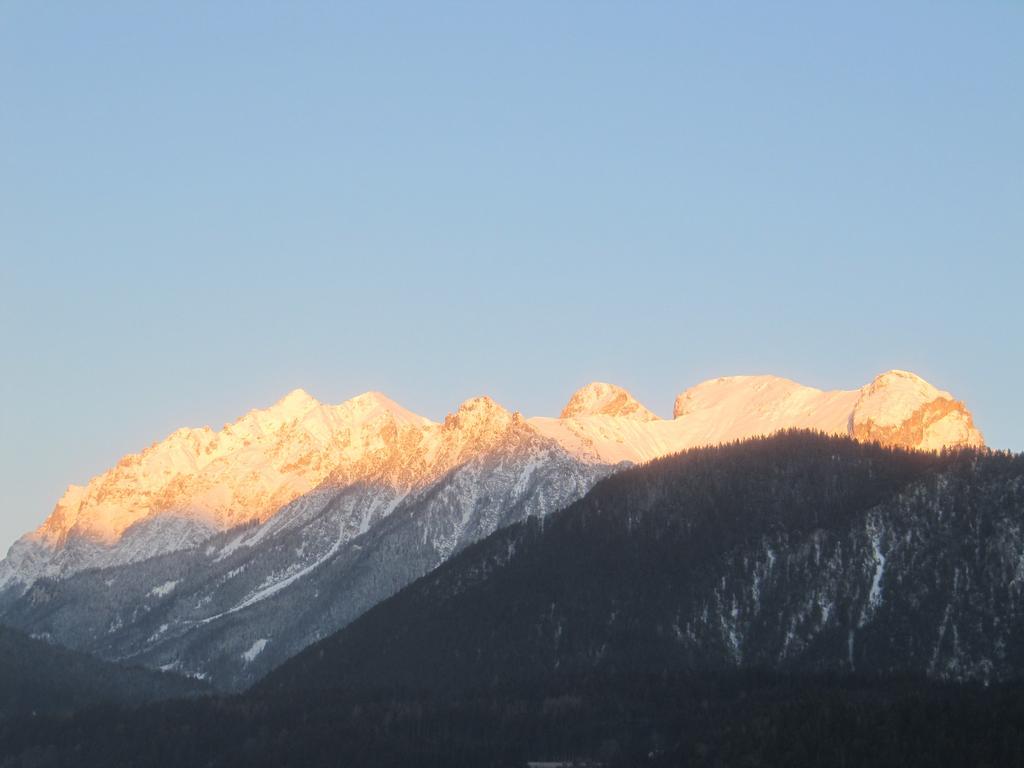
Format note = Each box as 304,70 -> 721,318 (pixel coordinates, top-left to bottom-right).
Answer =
0,625 -> 207,720
263,431 -> 1024,695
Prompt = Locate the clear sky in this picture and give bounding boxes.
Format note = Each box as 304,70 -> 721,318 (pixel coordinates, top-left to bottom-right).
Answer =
1,2 -> 1022,553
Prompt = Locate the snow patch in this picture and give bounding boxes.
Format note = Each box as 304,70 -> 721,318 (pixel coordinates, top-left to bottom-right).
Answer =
216,533 -> 248,561
149,580 -> 178,598
242,638 -> 268,663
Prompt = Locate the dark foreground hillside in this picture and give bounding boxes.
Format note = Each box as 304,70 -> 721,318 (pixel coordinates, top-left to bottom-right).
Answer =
0,625 -> 207,719
3,432 -> 1023,767
3,671 -> 1024,768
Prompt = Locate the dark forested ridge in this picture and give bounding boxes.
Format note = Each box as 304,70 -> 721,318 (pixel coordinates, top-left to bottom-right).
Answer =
0,625 -> 208,719
263,431 -> 1024,694
3,432 -> 1024,767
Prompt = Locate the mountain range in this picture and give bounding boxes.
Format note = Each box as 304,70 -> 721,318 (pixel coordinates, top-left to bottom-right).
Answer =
0,370 -> 985,689
3,431 -> 1022,768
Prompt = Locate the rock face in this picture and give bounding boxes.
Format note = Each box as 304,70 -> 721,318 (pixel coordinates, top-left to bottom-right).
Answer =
0,370 -> 987,689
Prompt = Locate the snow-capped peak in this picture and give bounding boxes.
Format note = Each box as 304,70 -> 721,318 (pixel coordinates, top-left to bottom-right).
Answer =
223,388 -> 323,439
560,382 -> 658,421
333,391 -> 434,428
852,370 -> 950,428
272,387 -> 321,415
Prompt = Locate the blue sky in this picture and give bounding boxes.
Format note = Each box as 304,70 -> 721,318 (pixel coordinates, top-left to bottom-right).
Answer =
1,2 -> 1022,552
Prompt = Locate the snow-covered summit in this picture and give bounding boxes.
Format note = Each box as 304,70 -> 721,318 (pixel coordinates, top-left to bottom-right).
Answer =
852,370 -> 950,428
671,374 -> 856,435
272,387 -> 321,416
333,391 -> 432,428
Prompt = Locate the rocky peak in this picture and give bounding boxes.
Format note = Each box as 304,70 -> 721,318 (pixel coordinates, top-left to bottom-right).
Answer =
560,382 -> 659,421
851,370 -> 984,450
444,396 -> 517,435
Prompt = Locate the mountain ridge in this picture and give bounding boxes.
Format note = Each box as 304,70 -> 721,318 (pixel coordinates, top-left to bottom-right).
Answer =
1,370 -> 984,588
